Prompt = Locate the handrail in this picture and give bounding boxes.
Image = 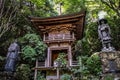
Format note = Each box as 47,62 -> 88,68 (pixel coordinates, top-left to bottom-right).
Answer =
37,61 -> 79,68
44,34 -> 74,41
38,62 -> 45,67
72,61 -> 79,66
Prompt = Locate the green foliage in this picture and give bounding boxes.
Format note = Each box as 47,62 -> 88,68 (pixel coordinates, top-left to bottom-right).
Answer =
100,0 -> 120,17
23,33 -> 40,44
53,0 -> 86,14
70,56 -> 89,79
1,0 -> 120,79
20,0 -> 57,17
37,71 -> 46,80
78,56 -> 89,75
70,54 -> 101,79
16,64 -> 31,80
75,1 -> 120,78
79,17 -> 120,55
22,45 -> 36,61
61,74 -> 71,80
104,74 -> 114,80
85,22 -> 101,53
86,52 -> 102,76
21,33 -> 47,64
77,22 -> 101,56
0,0 -> 57,55
0,56 -> 5,61
107,17 -> 120,50
55,53 -> 67,67
0,56 -> 5,71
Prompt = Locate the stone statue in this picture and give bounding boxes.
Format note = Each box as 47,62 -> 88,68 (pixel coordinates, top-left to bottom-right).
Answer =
4,40 -> 20,72
98,19 -> 115,52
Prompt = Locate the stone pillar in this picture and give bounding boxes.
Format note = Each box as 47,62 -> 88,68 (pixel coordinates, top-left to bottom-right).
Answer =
99,51 -> 120,80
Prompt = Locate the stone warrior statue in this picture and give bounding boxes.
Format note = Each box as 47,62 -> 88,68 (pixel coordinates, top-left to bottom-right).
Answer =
4,40 -> 20,72
98,18 -> 115,52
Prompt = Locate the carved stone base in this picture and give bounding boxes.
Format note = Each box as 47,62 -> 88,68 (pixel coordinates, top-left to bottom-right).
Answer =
99,51 -> 120,80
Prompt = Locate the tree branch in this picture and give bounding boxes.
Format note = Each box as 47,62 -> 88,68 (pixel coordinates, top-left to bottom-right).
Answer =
0,0 -> 5,19
0,0 -> 19,38
101,0 -> 120,17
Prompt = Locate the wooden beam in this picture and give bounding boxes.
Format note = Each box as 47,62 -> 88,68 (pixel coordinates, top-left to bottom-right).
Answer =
33,18 -> 79,26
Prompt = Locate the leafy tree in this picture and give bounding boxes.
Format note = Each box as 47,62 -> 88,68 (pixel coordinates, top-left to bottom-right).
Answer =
21,33 -> 47,64
0,0 -> 120,79
86,52 -> 101,76
61,74 -> 71,80
19,0 -> 57,17
0,0 -> 57,54
109,17 -> 120,50
0,0 -> 19,38
53,0 -> 86,14
37,71 -> 46,80
54,53 -> 67,68
16,64 -> 31,80
67,0 -> 120,79
100,0 -> 120,17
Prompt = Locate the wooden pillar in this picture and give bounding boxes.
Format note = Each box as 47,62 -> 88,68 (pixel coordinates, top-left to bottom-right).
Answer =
43,33 -> 45,41
72,32 -> 75,39
47,47 -> 50,67
45,58 -> 47,67
50,49 -> 52,67
68,45 -> 72,66
57,68 -> 60,80
34,59 -> 38,80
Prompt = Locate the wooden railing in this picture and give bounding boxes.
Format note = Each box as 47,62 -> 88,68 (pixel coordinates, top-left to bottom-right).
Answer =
46,76 -> 58,80
37,61 -> 79,68
44,34 -> 75,41
71,61 -> 79,66
38,62 -> 45,67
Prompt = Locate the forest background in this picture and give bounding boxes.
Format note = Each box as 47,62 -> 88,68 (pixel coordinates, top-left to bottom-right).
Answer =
0,0 -> 120,80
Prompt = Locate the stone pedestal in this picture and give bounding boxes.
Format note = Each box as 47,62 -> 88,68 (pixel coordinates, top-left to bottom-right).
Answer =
99,51 -> 120,80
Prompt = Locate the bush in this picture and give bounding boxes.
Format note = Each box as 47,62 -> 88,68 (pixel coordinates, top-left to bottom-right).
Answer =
86,52 -> 102,76
15,64 -> 31,80
61,74 -> 71,80
21,33 -> 47,64
54,53 -> 67,67
37,71 -> 46,80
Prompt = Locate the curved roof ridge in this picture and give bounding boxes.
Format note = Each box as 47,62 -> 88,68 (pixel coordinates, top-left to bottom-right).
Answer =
29,10 -> 86,21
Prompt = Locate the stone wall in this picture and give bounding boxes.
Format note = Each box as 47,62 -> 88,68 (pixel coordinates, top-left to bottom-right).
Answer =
99,51 -> 120,80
